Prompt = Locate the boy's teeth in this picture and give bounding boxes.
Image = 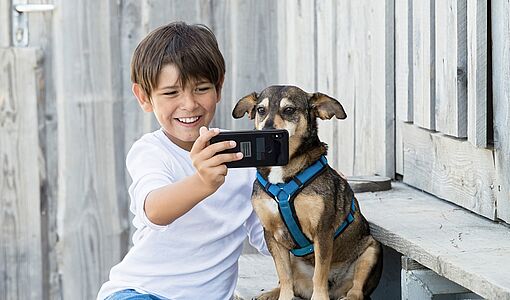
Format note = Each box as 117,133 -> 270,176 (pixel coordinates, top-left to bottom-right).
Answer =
178,117 -> 199,123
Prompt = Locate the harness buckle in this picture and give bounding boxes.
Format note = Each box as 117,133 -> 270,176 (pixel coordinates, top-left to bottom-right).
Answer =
275,189 -> 291,203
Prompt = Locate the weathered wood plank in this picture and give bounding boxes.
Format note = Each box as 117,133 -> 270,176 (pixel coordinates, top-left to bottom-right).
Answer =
332,0 -> 356,176
467,0 -> 487,148
24,0 -> 61,297
0,0 -> 10,47
316,0 -> 340,170
435,0 -> 468,138
276,0 -> 315,91
120,0 -> 145,248
402,123 -> 496,219
0,48 -> 43,300
334,0 -> 395,178
121,0 -> 151,158
53,1 -> 124,298
357,182 -> 510,300
395,0 -> 413,175
395,0 -> 413,123
412,0 -> 435,130
492,0 -> 510,223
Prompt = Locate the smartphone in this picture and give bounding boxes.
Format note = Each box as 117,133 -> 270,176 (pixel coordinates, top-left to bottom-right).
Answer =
209,129 -> 289,168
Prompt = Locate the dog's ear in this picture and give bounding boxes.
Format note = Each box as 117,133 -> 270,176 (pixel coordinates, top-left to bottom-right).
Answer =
232,92 -> 258,119
309,92 -> 347,120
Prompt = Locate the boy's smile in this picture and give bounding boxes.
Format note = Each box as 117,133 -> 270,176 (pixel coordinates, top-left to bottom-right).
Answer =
134,64 -> 222,151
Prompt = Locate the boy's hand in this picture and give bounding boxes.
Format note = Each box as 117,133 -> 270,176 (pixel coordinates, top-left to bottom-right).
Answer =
190,127 -> 243,192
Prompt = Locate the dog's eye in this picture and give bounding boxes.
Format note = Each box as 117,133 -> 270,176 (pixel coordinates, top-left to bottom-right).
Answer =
257,107 -> 266,115
283,107 -> 296,115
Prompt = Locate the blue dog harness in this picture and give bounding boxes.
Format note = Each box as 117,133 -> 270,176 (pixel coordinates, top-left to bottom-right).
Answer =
256,155 -> 356,257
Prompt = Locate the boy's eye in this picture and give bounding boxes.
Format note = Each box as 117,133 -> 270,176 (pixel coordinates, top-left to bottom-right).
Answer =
195,85 -> 213,94
257,107 -> 266,115
163,91 -> 179,96
283,107 -> 296,115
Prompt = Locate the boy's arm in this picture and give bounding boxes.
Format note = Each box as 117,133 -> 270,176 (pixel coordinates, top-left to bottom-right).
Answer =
244,210 -> 270,256
144,127 -> 242,225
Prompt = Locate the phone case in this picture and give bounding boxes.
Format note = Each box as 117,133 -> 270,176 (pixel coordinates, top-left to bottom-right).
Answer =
209,129 -> 289,168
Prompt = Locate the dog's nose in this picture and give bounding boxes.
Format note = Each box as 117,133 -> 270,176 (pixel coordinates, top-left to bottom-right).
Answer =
262,118 -> 275,130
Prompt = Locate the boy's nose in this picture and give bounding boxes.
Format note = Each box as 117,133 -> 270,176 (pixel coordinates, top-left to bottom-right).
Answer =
181,92 -> 199,110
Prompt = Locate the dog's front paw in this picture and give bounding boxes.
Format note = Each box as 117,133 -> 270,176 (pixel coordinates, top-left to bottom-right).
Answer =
337,289 -> 365,300
252,287 -> 280,300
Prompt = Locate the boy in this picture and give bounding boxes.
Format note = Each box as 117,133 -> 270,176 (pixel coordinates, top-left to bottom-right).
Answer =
97,22 -> 268,300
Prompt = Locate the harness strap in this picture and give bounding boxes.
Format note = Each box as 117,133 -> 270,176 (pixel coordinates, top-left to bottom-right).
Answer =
257,156 -> 357,257
256,156 -> 328,248
291,198 -> 356,256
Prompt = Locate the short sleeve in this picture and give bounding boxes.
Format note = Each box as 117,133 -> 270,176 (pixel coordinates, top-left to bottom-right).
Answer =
126,139 -> 175,231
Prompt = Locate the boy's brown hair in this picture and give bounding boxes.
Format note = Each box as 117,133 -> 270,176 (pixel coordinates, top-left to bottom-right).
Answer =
131,21 -> 225,98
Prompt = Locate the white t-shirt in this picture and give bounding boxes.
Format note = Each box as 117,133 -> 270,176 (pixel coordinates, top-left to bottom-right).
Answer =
97,128 -> 268,300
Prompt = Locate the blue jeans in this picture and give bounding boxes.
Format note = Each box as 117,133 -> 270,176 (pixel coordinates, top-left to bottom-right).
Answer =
105,289 -> 167,300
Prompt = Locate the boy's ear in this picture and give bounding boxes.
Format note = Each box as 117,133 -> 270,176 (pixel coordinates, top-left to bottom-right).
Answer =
308,92 -> 347,120
232,92 -> 258,119
132,83 -> 153,112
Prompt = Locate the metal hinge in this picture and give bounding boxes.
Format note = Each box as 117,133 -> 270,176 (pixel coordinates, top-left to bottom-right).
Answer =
12,2 -> 55,47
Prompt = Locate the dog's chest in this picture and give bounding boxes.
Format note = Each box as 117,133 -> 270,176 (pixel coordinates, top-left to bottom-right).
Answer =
252,193 -> 286,237
252,185 -> 325,249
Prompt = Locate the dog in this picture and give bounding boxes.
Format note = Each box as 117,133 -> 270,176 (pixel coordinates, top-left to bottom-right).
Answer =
232,85 -> 382,300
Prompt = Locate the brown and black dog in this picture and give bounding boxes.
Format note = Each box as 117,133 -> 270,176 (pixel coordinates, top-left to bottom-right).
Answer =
233,85 -> 382,300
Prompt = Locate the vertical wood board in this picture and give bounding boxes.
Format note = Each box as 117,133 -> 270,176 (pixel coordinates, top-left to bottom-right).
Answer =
435,0 -> 468,138
0,48 -> 43,300
467,0 -> 487,148
316,0 -> 341,170
0,0 -> 10,47
334,0 -> 395,177
412,0 -> 435,130
491,0 -> 510,223
332,0 -> 356,176
25,0 -> 61,297
395,0 -> 413,123
276,0 -> 315,90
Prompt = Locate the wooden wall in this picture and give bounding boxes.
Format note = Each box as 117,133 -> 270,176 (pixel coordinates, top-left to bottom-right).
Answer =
394,0 -> 502,221
1,0 -> 508,299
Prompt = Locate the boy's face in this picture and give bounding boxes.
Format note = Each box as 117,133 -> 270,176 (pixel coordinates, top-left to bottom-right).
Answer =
134,64 -> 222,151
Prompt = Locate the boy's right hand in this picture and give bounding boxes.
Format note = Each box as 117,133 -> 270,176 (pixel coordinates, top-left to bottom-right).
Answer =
190,127 -> 243,192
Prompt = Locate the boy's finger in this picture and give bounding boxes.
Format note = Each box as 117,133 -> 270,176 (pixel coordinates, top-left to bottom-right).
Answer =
205,140 -> 236,156
208,152 -> 244,166
191,127 -> 220,153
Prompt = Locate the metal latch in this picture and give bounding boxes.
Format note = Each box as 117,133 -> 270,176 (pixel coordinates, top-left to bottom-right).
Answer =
12,2 -> 55,47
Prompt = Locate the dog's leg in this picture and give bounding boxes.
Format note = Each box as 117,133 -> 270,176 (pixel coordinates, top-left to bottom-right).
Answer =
341,237 -> 382,300
266,233 -> 295,300
310,237 -> 334,300
254,232 -> 295,300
